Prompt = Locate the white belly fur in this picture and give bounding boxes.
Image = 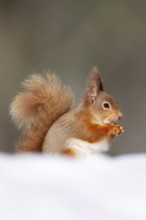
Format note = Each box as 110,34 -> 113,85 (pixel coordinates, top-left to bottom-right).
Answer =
65,138 -> 110,156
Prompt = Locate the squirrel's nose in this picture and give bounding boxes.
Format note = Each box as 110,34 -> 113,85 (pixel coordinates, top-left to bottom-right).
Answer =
118,112 -> 123,120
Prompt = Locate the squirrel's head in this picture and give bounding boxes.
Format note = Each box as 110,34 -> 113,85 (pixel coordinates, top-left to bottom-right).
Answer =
84,66 -> 123,125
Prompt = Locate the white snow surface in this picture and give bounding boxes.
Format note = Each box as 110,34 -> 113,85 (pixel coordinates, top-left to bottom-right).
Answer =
0,153 -> 146,220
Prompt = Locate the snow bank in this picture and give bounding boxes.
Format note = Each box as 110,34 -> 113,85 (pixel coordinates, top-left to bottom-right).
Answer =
0,153 -> 146,220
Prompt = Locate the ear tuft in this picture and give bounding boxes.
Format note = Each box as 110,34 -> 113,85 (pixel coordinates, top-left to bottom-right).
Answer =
84,66 -> 104,105
90,66 -> 104,92
91,66 -> 99,74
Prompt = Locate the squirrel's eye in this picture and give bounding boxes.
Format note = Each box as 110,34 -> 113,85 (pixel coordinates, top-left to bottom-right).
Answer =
102,102 -> 110,109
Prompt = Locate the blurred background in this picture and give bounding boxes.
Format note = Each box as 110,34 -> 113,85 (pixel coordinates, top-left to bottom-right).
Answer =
0,0 -> 146,155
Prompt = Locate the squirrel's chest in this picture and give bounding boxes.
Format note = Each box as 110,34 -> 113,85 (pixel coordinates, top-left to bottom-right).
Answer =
65,138 -> 110,156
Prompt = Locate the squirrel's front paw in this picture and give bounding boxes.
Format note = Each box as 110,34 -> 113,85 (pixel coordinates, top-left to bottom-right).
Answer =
111,124 -> 124,137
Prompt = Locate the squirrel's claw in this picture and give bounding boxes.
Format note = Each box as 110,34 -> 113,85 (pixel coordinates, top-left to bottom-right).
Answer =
111,124 -> 125,137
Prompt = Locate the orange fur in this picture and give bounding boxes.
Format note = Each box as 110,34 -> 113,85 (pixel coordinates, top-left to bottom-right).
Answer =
10,67 -> 124,155
62,149 -> 78,157
74,109 -> 124,143
10,74 -> 74,152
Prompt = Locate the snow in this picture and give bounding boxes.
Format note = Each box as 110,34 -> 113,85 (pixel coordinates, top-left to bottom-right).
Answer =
0,153 -> 146,220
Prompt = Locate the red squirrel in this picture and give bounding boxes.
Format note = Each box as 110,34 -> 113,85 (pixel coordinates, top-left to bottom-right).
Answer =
10,67 -> 124,156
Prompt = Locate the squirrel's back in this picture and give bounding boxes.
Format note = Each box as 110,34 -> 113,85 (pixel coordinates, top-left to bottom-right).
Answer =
10,73 -> 74,152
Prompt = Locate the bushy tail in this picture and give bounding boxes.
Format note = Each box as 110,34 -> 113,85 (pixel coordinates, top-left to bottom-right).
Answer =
10,73 -> 74,152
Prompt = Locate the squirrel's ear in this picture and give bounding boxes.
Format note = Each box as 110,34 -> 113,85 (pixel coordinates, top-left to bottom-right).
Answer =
85,66 -> 104,104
